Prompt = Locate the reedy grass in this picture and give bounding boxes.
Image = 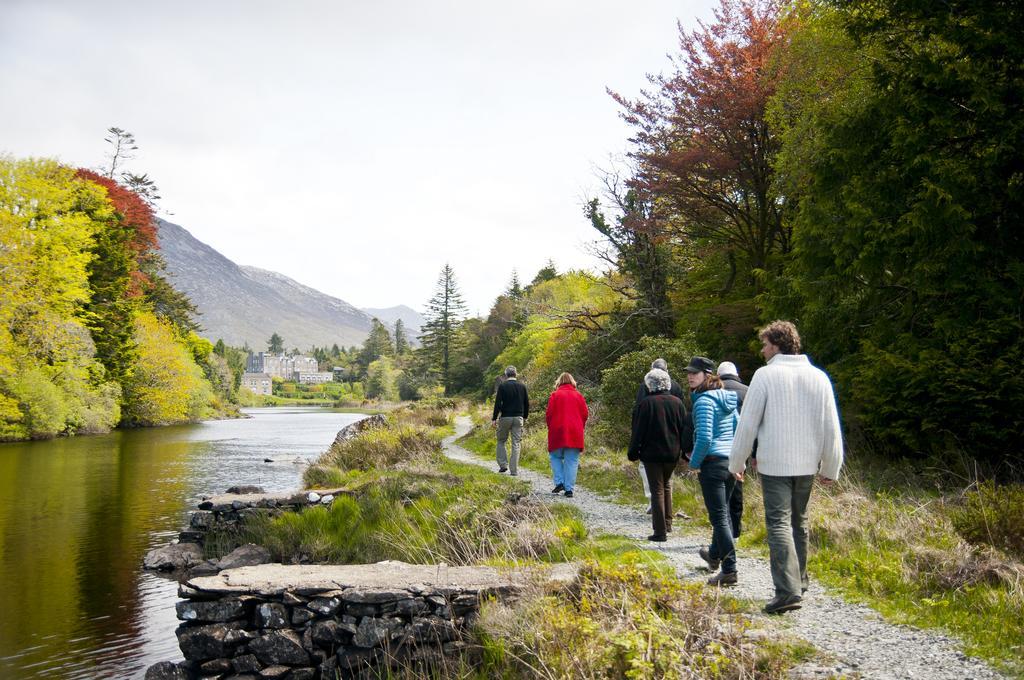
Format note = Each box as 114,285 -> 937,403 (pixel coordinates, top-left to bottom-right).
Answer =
732,460 -> 1024,673
473,561 -> 811,679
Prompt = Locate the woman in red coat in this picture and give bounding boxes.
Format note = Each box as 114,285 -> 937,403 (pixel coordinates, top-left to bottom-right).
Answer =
545,372 -> 589,498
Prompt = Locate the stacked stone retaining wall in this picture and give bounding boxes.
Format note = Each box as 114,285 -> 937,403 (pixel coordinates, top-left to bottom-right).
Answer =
146,562 -> 575,679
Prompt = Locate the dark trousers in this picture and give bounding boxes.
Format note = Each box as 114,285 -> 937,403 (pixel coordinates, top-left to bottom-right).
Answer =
730,478 -> 743,538
698,456 -> 737,573
643,460 -> 677,538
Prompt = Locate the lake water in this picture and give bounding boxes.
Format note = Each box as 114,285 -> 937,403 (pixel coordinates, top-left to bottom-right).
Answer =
0,407 -> 365,679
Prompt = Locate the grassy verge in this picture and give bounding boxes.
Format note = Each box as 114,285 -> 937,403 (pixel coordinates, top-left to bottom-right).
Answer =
460,405 -> 1024,675
474,561 -> 814,679
210,401 -> 811,677
806,475 -> 1022,673
730,467 -> 1024,674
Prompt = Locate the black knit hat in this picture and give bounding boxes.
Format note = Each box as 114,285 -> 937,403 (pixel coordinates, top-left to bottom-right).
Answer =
685,356 -> 716,374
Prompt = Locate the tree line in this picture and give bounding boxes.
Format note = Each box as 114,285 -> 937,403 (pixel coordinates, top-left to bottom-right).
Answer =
401,0 -> 1022,468
0,133 -> 239,440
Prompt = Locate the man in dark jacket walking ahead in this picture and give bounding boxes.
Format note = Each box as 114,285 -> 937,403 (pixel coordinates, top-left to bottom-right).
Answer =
718,361 -> 748,540
628,368 -> 687,542
718,362 -> 747,405
492,366 -> 529,475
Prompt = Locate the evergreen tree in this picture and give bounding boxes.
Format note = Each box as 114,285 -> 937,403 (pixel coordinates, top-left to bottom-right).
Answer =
394,319 -> 409,355
418,264 -> 468,395
777,0 -> 1024,461
530,260 -> 558,289
267,332 -> 284,354
141,254 -> 201,335
213,339 -> 226,357
507,270 -> 524,299
356,319 -> 394,375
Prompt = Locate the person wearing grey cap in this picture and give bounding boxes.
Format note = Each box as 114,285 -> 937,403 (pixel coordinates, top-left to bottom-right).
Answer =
633,358 -> 688,514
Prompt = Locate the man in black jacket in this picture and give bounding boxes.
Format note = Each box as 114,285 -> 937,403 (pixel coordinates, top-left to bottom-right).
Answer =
629,368 -> 687,542
718,361 -> 747,538
492,365 -> 529,475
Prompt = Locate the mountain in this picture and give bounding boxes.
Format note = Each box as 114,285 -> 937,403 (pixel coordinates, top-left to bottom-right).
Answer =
361,305 -> 425,338
156,218 -> 414,350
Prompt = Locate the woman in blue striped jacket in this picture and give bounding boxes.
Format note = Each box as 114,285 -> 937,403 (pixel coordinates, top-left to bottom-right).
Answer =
686,356 -> 741,587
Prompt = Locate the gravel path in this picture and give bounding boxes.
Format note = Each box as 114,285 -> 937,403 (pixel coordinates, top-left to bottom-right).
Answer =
444,417 -> 1005,680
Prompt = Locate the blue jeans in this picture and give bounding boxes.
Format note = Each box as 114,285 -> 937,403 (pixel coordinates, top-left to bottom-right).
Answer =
698,456 -> 737,574
549,448 -> 581,492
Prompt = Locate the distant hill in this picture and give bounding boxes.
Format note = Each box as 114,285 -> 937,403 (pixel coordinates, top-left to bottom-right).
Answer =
156,219 -> 423,350
361,305 -> 426,338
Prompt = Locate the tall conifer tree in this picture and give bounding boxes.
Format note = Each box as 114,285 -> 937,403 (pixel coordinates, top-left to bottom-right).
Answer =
418,264 -> 467,395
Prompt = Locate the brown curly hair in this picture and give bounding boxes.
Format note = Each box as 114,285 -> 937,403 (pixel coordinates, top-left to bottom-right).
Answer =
758,320 -> 802,355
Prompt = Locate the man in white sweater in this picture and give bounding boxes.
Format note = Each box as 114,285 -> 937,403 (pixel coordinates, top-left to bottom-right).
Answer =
729,321 -> 844,614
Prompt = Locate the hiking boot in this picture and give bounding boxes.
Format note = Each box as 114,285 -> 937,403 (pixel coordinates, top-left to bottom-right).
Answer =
698,546 -> 721,571
647,534 -> 667,542
551,484 -> 565,494
763,594 -> 802,615
707,571 -> 738,587
564,490 -> 574,498
498,466 -> 508,473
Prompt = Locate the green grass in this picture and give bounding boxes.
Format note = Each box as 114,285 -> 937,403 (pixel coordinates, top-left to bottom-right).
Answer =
473,560 -> 811,679
728,465 -> 1024,676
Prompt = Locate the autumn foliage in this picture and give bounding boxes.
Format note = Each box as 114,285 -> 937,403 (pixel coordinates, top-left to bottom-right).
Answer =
75,168 -> 158,294
612,0 -> 791,273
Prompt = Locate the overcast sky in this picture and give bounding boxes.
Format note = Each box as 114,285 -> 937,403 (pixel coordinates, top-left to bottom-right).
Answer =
0,0 -> 717,316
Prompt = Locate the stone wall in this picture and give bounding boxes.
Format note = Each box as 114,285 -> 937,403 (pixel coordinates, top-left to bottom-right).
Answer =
146,562 -> 575,680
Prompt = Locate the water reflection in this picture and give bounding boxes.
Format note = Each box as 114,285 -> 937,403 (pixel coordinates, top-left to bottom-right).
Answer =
0,408 -> 363,679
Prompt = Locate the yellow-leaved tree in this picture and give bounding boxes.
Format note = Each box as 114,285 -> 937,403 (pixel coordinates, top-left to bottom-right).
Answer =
120,312 -> 213,426
0,157 -> 121,439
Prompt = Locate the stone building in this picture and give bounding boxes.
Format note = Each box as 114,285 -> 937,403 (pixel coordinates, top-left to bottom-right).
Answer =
294,371 -> 334,384
247,352 -> 319,380
241,372 -> 273,396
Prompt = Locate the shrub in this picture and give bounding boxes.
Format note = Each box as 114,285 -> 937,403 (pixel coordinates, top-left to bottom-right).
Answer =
315,423 -> 441,473
597,334 -> 703,447
951,482 -> 1024,560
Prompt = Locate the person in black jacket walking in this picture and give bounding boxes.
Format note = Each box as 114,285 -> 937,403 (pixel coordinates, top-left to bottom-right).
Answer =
717,361 -> 748,542
633,358 -> 689,515
628,368 -> 687,542
492,366 -> 529,475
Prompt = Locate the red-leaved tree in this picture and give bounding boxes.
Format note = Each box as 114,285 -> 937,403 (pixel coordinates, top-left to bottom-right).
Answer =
612,0 -> 791,284
76,169 -> 158,295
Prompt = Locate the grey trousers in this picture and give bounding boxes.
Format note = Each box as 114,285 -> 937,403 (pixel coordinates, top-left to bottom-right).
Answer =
495,416 -> 524,473
760,473 -> 815,598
